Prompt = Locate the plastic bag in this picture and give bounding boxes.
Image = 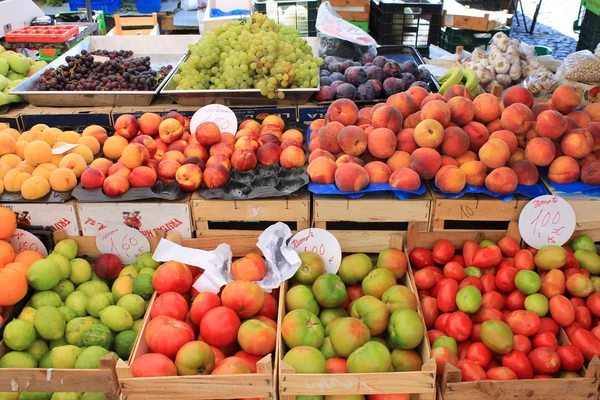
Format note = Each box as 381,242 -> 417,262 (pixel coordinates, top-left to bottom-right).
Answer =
181,0 -> 199,11
316,1 -> 377,60
520,71 -> 559,97
556,50 -> 600,84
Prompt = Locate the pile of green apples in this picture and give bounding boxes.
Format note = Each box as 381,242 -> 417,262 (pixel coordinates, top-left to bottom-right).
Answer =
0,46 -> 47,106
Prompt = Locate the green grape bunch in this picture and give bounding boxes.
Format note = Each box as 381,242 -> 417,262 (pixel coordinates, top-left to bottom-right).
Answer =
171,12 -> 322,99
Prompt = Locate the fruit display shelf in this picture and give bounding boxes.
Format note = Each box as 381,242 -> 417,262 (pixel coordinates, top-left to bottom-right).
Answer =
10,35 -> 200,107
278,233 -> 436,400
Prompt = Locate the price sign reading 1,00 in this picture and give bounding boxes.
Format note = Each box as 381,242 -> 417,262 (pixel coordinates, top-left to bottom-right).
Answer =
519,195 -> 576,249
530,208 -> 562,239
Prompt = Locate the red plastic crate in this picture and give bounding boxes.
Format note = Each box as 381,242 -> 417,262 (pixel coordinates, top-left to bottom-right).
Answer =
5,26 -> 79,43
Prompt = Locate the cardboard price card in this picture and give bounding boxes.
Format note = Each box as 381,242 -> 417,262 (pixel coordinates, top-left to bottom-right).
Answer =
518,195 -> 576,249
96,225 -> 151,264
289,228 -> 342,273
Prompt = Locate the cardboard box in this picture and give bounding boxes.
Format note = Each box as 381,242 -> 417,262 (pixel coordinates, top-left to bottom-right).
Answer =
77,198 -> 193,239
21,106 -> 113,130
0,104 -> 25,130
1,201 -> 80,236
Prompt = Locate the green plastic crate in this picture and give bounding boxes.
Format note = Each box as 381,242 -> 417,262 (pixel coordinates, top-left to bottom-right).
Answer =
349,20 -> 369,32
534,45 -> 552,56
440,26 -> 510,52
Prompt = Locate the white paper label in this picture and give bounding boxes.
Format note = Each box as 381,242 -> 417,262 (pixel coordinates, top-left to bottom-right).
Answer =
190,104 -> 238,135
518,195 -> 576,249
96,225 -> 151,264
7,229 -> 48,257
289,228 -> 342,273
52,144 -> 79,155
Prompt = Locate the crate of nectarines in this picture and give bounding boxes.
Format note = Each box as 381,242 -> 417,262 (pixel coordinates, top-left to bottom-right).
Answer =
404,222 -> 600,400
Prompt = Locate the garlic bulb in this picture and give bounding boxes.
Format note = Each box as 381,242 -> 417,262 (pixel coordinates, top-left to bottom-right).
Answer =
496,73 -> 511,86
494,57 -> 510,74
509,63 -> 522,81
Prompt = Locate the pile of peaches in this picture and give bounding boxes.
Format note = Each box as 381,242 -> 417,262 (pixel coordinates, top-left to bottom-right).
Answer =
82,112 -> 306,196
307,84 -> 600,194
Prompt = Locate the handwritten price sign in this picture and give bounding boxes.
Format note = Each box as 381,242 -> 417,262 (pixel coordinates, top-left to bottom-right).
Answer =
7,229 -> 48,257
518,195 -> 576,249
190,104 -> 238,135
96,225 -> 151,264
290,228 -> 342,273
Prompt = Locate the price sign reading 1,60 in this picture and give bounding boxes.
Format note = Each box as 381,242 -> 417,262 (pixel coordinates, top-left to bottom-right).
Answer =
519,195 -> 576,249
96,225 -> 151,264
109,234 -> 147,262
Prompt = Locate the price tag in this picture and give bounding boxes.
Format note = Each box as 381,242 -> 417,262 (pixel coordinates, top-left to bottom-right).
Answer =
7,229 -> 48,257
190,104 -> 238,136
518,195 -> 576,249
289,228 -> 342,273
52,144 -> 79,155
96,225 -> 151,264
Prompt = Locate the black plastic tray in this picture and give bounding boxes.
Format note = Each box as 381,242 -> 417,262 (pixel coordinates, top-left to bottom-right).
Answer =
72,181 -> 187,202
0,190 -> 72,203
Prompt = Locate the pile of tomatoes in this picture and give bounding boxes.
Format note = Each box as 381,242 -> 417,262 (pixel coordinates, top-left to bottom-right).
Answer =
409,235 -> 600,381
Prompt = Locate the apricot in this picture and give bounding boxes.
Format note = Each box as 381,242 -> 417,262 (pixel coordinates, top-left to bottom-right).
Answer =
552,85 -> 581,114
561,129 -> 594,159
441,127 -> 470,157
78,136 -> 101,155
489,130 -> 518,154
334,163 -> 369,192
122,143 -> 151,169
435,165 -> 466,193
0,132 -> 17,156
504,86 -> 534,108
410,148 -> 442,179
338,126 -> 367,156
364,161 -> 391,184
473,93 -> 502,123
485,167 -> 519,194
24,140 -> 52,166
525,137 -> 556,167
3,169 -> 31,192
584,103 -> 600,122
58,153 -> 87,178
387,93 -> 417,118
396,128 -> 418,154
103,135 -> 129,160
31,130 -> 55,146
460,161 -> 487,186
0,163 -> 10,180
535,110 -> 568,140
308,157 -> 336,184
1,154 -> 21,169
548,156 -> 580,184
90,158 -> 113,176
318,122 -> 344,154
32,163 -> 57,181
21,176 -> 50,200
463,121 -> 490,152
68,145 -> 94,165
479,138 -> 510,169
57,131 -> 80,144
0,128 -> 20,141
15,140 -> 27,160
368,128 -> 397,159
447,96 -> 475,126
421,100 -> 451,127
389,168 -> 421,191
501,104 -> 533,135
386,151 -> 411,172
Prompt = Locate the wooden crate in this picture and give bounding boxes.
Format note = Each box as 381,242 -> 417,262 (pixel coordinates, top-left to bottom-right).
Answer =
278,233 -> 436,400
329,0 -> 370,21
442,8 -> 511,32
312,192 -> 432,253
191,193 -> 310,255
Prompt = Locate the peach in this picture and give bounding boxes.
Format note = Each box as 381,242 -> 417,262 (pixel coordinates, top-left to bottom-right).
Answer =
154,139 -> 168,161
334,163 -> 369,192
501,104 -> 534,135
309,149 -> 335,164
535,110 -> 568,140
81,168 -> 106,190
307,157 -> 336,184
444,85 -> 472,100
1,154 -> 21,168
157,159 -> 181,182
447,96 -> 475,126
131,135 -> 158,157
387,93 -> 417,119
435,165 -> 466,193
485,167 -> 519,194
532,103 -> 557,120
262,115 -> 285,131
509,159 -> 539,186
0,128 -> 19,141
81,125 -> 108,145
280,146 -> 306,169
504,86 -> 534,108
441,155 -> 458,167
282,130 -> 304,144
68,145 -> 94,165
368,128 -> 397,159
128,166 -> 157,188
114,114 -> 139,140
59,153 -> 87,178
90,158 -> 113,176
167,140 -> 188,154
548,156 -> 580,184
568,111 -> 591,128
326,99 -> 359,126
108,162 -> 132,179
364,161 -> 391,184
584,103 -> 600,122
462,121 -> 489,152
561,129 -> 594,159
138,113 -> 162,136
473,93 -> 502,123
21,176 -> 50,200
22,140 -> 51,167
479,138 -> 510,169
359,108 -> 373,119
406,86 -> 429,109
103,136 -> 129,160
389,168 -> 421,191
17,161 -> 35,174
585,122 -> 600,151
77,136 -> 100,155
256,143 -> 281,166
441,127 -> 470,157
372,105 -> 403,133
207,155 -> 231,171
581,160 -> 600,185
240,119 -> 262,133
159,118 -> 184,144
403,112 -> 423,129
175,164 -> 202,192
525,137 -> 556,166
210,143 -> 234,159
162,111 -> 186,126
411,148 -> 442,179
3,169 -> 31,192
338,126 -> 367,156
259,134 -> 281,147
260,125 -> 282,139
308,138 -> 321,153
552,85 -> 581,114
508,148 -> 526,165
421,93 -> 446,107
336,154 -> 364,168
460,161 -> 487,186
309,119 -> 326,132
318,122 -> 344,153
203,164 -> 230,188
487,119 -> 503,133
0,162 -> 10,179
234,136 -> 259,153
103,175 -> 129,196
195,122 -> 221,147
32,163 -> 57,181
489,130 -> 518,154
48,168 -> 77,192
565,117 -> 578,132
580,154 -> 597,169
231,149 -> 258,171
386,151 -> 411,171
57,131 -> 80,144
414,119 -> 444,149
396,128 -> 418,154
421,100 -> 451,127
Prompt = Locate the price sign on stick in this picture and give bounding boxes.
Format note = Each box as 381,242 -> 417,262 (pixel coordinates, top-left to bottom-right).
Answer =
96,225 -> 151,264
518,195 -> 576,249
289,228 -> 342,273
7,229 -> 48,257
190,104 -> 238,135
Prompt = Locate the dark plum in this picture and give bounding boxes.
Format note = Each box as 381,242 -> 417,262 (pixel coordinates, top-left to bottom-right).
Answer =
353,62 -> 362,66
340,60 -> 355,72
320,76 -> 333,86
336,83 -> 358,100
344,66 -> 368,86
411,81 -> 431,91
366,66 -> 385,82
329,72 -> 346,82
316,86 -> 336,102
331,80 -> 345,91
357,83 -> 377,101
362,53 -> 375,64
321,70 -> 331,77
400,73 -> 416,87
364,63 -> 373,68
383,61 -> 402,78
383,77 -> 405,97
419,68 -> 431,82
368,79 -> 383,98
373,56 -> 388,68
402,60 -> 419,76
329,62 -> 343,73
324,56 -> 336,65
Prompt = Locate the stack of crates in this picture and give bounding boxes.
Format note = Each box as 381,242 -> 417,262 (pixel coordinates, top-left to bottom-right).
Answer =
253,0 -> 320,36
440,26 -> 509,52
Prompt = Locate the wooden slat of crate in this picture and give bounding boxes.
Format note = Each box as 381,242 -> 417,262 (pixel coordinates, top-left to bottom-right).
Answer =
329,0 -> 369,21
53,230 -> 163,257
442,10 -> 490,31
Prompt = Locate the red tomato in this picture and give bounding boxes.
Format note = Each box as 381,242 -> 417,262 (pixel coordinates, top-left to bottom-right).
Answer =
526,246 -> 538,255
466,342 -> 492,368
528,347 -> 561,374
578,268 -> 591,278
514,249 -> 534,271
433,239 -> 455,265
452,254 -> 465,266
430,276 -> 449,298
513,335 -> 532,355
417,290 -> 430,299
431,346 -> 459,378
564,268 -> 580,279
563,244 -> 573,253
533,374 -> 553,379
472,246 -> 503,269
409,248 -> 435,268
592,325 -> 600,340
437,279 -> 459,313
481,291 -> 504,310
487,359 -> 501,370
570,328 -> 600,361
446,311 -> 473,342
586,292 -> 600,318
471,308 -> 504,324
423,265 -> 444,275
150,292 -> 189,321
549,295 -> 575,327
486,367 -> 518,380
565,321 -> 585,339
444,262 -> 466,281
435,313 -> 451,332
462,241 -> 479,266
506,290 -> 526,311
146,315 -> 195,359
532,332 -> 558,350
502,350 -> 533,379
470,324 -> 482,342
575,306 -> 592,330
539,317 -> 560,335
234,351 -> 262,373
481,274 -> 497,293
221,280 -> 265,318
498,236 -> 520,257
200,306 -> 242,347
428,329 -> 446,344
255,293 -> 278,321
367,395 -> 408,400
211,346 -> 226,365
458,359 -> 487,381
570,297 -> 586,308
457,340 -> 472,360
130,353 -> 178,377
327,358 -> 348,373
421,296 -> 439,329
506,310 -> 541,337
495,267 -> 518,293
190,292 -> 221,326
347,285 -> 364,301
459,277 -> 484,293
497,259 -> 514,270
565,252 -> 579,269
414,269 -> 437,290
153,261 -> 194,295
557,345 -> 584,371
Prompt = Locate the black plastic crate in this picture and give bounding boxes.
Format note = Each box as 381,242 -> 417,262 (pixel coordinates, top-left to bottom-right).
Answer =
369,0 -> 443,57
253,0 -> 320,36
456,0 -> 501,11
577,8 -> 600,51
440,26 -> 509,52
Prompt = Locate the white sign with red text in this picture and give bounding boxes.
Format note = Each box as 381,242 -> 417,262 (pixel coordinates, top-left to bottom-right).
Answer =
518,195 -> 576,249
96,225 -> 151,264
1,203 -> 79,236
7,229 -> 48,257
190,104 -> 238,136
289,228 -> 342,273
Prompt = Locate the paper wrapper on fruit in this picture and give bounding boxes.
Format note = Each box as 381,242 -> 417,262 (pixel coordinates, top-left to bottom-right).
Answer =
151,222 -> 301,293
